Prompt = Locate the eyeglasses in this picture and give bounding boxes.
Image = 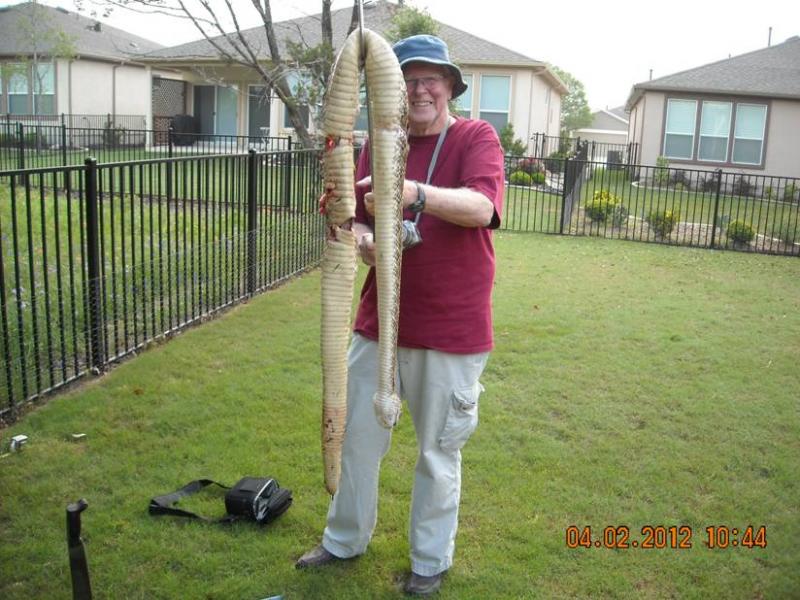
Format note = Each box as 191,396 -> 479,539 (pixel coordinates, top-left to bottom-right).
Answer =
404,75 -> 447,91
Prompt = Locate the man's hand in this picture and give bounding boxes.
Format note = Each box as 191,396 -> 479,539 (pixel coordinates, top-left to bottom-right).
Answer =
356,176 -> 416,216
357,232 -> 376,266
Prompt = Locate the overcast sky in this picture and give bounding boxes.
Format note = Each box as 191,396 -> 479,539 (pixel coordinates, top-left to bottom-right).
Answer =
11,0 -> 800,111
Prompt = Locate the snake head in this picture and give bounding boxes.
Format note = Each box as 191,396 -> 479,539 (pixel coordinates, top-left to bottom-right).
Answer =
373,392 -> 401,429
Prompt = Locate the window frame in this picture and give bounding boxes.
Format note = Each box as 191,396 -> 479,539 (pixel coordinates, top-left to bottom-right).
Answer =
247,83 -> 271,138
660,94 -> 770,169
281,70 -> 311,130
478,74 -> 511,133
731,103 -> 768,166
7,62 -> 31,115
454,73 -> 473,119
0,61 -> 58,116
697,100 -> 732,163
33,63 -> 55,116
662,98 -> 697,160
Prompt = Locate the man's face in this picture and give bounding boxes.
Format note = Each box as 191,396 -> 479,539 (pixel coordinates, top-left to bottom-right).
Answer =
402,62 -> 454,134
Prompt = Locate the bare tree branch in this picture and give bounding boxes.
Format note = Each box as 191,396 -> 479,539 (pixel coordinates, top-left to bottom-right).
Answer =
84,0 -> 345,147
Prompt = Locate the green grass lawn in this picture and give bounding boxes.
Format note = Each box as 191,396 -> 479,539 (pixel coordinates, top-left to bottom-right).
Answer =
1,233 -> 799,599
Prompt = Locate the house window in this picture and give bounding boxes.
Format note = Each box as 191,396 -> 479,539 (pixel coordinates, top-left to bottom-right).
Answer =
33,63 -> 55,115
479,75 -> 510,133
732,104 -> 767,165
282,71 -> 310,129
663,97 -> 768,165
8,65 -> 29,115
355,84 -> 368,131
248,85 -> 271,137
663,99 -> 696,159
698,101 -> 731,162
454,74 -> 473,119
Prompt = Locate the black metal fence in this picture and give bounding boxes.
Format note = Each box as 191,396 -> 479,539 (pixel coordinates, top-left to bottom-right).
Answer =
504,153 -> 800,256
529,133 -> 639,165
3,113 -> 148,130
0,122 -> 294,172
4,139 -> 799,420
0,148 -> 324,420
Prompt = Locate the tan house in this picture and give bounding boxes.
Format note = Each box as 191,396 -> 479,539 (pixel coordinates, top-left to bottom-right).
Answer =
142,0 -> 566,147
626,35 -> 800,178
0,2 -> 161,124
573,106 -> 629,161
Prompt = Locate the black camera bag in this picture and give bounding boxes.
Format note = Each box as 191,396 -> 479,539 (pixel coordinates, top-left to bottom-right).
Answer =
149,477 -> 292,525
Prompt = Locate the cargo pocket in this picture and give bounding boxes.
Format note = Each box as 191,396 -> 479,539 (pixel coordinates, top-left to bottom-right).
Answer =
438,381 -> 484,452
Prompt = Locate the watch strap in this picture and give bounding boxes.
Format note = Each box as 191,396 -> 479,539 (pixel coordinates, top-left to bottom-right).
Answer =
411,181 -> 426,213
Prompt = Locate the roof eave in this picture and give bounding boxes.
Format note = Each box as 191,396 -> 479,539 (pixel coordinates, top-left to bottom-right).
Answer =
629,83 -> 800,102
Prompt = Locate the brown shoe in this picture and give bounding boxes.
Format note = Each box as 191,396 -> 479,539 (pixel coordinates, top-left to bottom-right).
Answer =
295,544 -> 340,569
403,571 -> 445,595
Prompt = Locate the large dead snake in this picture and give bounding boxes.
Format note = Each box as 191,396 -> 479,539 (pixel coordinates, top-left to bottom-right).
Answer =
319,29 -> 408,495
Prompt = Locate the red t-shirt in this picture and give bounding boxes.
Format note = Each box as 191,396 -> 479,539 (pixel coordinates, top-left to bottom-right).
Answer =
353,116 -> 504,354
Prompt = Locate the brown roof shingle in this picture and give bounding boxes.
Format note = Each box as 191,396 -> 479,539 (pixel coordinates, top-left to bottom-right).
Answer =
0,2 -> 162,61
627,35 -> 800,108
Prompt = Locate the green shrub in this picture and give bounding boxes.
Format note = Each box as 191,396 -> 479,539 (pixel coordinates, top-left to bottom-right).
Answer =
784,183 -> 798,202
670,169 -> 691,189
499,123 -> 527,157
646,209 -> 679,238
531,171 -> 546,185
609,203 -> 630,228
585,190 -> 622,222
732,176 -> 755,197
653,156 -> 670,186
776,218 -> 798,245
509,171 -> 533,186
517,157 -> 544,176
726,220 -> 755,244
544,151 -> 569,173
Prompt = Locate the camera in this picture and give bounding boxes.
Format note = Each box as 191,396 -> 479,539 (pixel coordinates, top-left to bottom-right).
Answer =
401,218 -> 422,249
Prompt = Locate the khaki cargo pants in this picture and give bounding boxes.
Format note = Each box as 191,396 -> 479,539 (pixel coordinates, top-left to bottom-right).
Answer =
322,333 -> 488,576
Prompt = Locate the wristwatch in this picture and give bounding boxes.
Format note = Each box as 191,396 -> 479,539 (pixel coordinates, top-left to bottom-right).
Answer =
410,181 -> 426,213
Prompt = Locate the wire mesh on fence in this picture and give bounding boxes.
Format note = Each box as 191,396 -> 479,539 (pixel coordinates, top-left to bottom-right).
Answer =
0,148 -> 324,420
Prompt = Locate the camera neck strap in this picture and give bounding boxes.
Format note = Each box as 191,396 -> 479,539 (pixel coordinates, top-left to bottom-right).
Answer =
413,115 -> 451,226
148,478 -> 236,523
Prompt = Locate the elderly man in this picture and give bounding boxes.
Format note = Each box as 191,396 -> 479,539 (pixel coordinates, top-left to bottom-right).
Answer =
297,34 -> 505,596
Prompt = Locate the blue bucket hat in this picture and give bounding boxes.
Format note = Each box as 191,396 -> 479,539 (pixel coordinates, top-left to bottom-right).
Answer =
392,34 -> 468,99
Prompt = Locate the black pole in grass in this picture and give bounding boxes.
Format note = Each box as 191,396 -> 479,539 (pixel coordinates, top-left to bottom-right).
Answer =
66,499 -> 93,600
84,158 -> 105,372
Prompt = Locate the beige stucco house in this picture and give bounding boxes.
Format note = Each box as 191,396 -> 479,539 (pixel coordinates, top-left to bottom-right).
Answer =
625,35 -> 800,178
0,3 -> 161,125
573,106 -> 629,161
142,0 -> 566,148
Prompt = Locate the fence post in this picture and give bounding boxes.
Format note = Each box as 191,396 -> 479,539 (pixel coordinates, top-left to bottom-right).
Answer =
560,155 -> 571,235
166,124 -> 174,201
709,169 -> 723,248
17,122 -> 25,170
246,149 -> 258,295
283,138 -> 293,208
84,157 -> 105,372
61,123 -> 68,167
0,244 -> 15,416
